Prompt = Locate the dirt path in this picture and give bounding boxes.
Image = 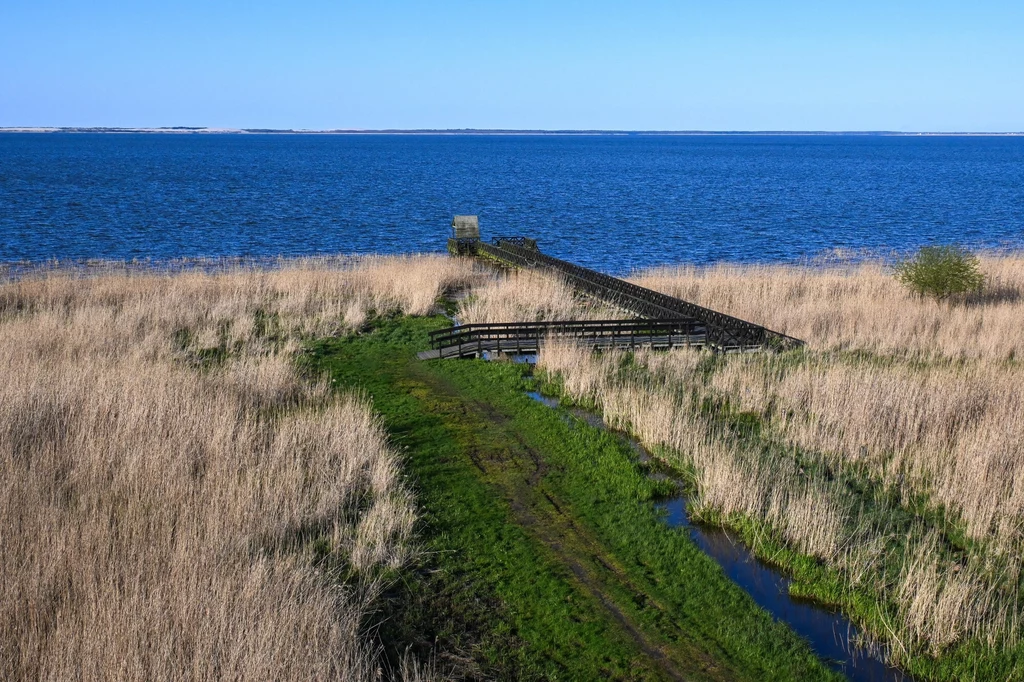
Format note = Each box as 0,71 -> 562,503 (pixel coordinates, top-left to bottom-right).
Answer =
414,367 -> 736,682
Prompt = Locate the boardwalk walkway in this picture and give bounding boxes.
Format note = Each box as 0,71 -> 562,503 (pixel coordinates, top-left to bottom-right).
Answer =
418,319 -> 708,360
426,237 -> 803,359
474,238 -> 802,352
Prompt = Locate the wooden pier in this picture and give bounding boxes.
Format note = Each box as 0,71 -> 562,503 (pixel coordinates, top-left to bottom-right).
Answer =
476,237 -> 801,351
430,219 -> 803,359
417,318 -> 707,360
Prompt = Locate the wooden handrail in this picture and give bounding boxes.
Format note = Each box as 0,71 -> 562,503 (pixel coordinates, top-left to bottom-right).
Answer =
471,238 -> 803,351
429,318 -> 703,350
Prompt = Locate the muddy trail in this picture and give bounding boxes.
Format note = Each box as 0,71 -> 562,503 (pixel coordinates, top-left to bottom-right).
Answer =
306,318 -> 841,681
427,373 -> 721,681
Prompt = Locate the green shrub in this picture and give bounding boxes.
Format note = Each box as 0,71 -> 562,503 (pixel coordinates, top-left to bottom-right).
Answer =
894,245 -> 984,301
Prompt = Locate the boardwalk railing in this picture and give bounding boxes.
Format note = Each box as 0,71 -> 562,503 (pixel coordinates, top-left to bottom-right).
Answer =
421,318 -> 706,360
474,237 -> 803,351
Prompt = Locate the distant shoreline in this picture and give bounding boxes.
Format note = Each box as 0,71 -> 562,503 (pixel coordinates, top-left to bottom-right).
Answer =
1,126 -> 1022,136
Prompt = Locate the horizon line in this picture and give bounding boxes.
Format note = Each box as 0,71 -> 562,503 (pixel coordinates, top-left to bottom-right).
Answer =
2,126 -> 1023,136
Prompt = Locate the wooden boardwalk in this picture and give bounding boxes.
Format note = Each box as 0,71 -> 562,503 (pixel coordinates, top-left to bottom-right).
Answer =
428,231 -> 803,360
473,238 -> 802,352
419,319 -> 708,360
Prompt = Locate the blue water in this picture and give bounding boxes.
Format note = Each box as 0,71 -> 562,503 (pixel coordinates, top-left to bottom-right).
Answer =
1,133 -> 1022,272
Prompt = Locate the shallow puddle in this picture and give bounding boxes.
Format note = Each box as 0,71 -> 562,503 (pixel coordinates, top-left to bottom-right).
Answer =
525,389 -> 911,682
525,391 -> 561,408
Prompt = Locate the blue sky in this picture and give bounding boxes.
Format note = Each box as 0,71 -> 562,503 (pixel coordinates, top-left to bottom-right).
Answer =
1,1 -> 1021,131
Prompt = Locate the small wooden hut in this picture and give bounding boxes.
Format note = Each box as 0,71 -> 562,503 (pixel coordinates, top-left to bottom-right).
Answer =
451,215 -> 480,240
448,215 -> 480,255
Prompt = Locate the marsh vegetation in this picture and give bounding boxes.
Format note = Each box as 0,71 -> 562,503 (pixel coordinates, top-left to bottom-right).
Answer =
4,252 -> 1023,680
496,254 -> 1024,678
0,255 -> 479,681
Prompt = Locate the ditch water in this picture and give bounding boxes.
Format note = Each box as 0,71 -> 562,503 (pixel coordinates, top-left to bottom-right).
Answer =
524,389 -> 911,682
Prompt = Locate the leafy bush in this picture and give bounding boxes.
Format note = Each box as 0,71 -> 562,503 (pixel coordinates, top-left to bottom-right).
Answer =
895,246 -> 984,301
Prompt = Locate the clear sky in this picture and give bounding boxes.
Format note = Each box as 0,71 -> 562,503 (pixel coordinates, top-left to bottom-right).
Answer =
1,1 -> 1021,131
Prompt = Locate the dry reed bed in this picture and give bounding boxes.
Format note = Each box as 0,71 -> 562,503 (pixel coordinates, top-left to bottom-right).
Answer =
535,255 -> 1024,665
710,355 -> 1024,545
458,268 -> 613,324
1,255 -> 479,681
630,255 -> 1024,547
631,255 -> 1024,361
539,342 -> 1014,662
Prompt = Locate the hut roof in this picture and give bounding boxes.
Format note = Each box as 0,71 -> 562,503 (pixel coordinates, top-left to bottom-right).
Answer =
451,215 -> 480,240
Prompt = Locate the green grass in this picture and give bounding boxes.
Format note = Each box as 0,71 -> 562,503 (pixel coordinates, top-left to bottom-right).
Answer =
303,315 -> 841,681
537,348 -> 1024,681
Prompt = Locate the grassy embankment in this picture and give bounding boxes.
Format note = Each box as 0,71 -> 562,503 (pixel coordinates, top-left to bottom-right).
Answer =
513,255 -> 1024,681
304,314 -> 840,680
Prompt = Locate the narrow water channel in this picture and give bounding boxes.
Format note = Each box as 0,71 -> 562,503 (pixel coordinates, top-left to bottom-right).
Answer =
524,389 -> 911,682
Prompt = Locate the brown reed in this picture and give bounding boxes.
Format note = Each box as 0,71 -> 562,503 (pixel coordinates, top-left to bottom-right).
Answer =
0,255 -> 475,681
630,254 -> 1024,361
535,254 -> 1024,665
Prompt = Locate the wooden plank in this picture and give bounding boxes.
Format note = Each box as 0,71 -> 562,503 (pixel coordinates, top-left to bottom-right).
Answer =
475,239 -> 803,352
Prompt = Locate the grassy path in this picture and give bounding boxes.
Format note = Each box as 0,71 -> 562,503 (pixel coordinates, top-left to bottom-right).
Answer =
305,316 -> 841,681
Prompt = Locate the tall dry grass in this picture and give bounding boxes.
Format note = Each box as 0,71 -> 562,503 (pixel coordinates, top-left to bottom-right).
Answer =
458,268 -> 613,324
631,254 -> 1024,361
539,343 -> 850,563
710,354 -> 1024,545
538,254 -> 1024,665
539,341 -> 1011,660
630,254 -> 1024,545
1,255 -> 477,681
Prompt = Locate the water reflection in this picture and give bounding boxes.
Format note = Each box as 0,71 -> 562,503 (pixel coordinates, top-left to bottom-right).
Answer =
525,390 -> 911,682
525,390 -> 560,408
658,498 -> 908,682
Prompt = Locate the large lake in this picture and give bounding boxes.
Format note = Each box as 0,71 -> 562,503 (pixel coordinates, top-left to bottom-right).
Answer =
1,133 -> 1022,273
